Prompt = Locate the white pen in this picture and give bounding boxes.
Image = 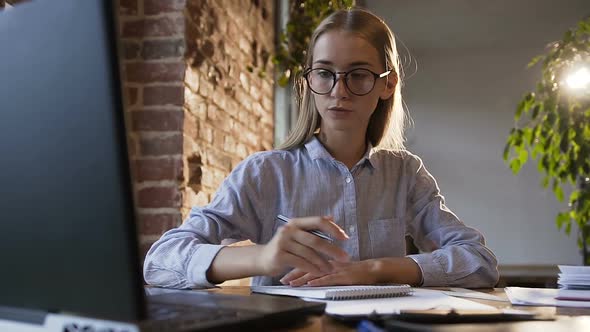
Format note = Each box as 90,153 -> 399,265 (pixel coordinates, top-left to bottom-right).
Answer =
276,214 -> 333,242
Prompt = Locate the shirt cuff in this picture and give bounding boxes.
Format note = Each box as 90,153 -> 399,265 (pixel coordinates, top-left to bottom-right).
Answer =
406,256 -> 425,286
187,244 -> 226,288
407,253 -> 447,287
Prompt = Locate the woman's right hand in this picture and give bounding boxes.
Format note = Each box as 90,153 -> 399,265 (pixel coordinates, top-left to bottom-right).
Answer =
256,216 -> 350,276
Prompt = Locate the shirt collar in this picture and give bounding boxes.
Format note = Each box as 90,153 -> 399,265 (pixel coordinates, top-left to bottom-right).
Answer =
304,136 -> 377,170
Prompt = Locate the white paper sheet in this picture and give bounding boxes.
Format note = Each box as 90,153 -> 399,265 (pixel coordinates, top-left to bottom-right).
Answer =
443,287 -> 509,302
505,287 -> 590,308
304,288 -> 498,316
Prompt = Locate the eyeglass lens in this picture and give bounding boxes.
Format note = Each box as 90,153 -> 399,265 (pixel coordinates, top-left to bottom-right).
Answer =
306,68 -> 376,95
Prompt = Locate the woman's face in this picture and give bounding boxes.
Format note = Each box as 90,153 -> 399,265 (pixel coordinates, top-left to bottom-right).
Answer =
310,30 -> 394,138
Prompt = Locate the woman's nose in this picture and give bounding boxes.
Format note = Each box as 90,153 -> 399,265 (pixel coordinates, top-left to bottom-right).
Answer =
331,75 -> 350,98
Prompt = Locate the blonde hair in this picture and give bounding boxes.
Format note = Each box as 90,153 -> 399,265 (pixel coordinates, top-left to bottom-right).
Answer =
277,8 -> 407,151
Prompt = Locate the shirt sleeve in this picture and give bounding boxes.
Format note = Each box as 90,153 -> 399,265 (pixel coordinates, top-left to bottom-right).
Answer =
143,154 -> 272,289
404,155 -> 499,288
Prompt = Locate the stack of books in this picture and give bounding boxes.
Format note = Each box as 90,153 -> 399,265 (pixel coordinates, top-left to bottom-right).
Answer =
558,265 -> 590,289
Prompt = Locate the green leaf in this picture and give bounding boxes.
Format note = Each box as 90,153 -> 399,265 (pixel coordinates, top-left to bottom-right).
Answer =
509,158 -> 522,175
556,211 -> 570,230
527,55 -> 544,68
515,100 -> 525,122
565,221 -> 572,235
531,104 -> 542,120
570,190 -> 581,205
570,210 -> 578,222
553,179 -> 564,202
542,175 -> 550,188
518,149 -> 528,165
502,144 -> 510,161
277,73 -> 290,87
523,128 -> 533,147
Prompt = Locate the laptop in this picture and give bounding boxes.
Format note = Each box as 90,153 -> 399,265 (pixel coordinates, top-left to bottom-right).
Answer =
0,0 -> 325,331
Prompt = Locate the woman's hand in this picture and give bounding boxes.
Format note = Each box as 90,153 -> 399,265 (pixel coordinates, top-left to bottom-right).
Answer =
280,260 -> 380,286
280,257 -> 423,286
256,216 -> 350,277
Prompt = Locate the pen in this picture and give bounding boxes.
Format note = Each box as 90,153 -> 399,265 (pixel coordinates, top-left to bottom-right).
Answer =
276,214 -> 333,242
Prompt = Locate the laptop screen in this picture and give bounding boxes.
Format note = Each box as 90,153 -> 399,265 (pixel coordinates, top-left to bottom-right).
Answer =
0,0 -> 145,321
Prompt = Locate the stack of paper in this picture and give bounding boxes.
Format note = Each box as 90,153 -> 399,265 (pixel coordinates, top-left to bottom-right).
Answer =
558,265 -> 590,289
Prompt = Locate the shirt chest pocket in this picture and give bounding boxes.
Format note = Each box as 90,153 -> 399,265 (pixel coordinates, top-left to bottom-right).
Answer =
367,218 -> 405,258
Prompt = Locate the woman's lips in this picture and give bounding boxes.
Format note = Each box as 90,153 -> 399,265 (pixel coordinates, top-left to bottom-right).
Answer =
326,107 -> 354,119
328,107 -> 353,112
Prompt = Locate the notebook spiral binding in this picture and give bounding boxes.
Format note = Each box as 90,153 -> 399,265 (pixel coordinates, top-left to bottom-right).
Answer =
326,286 -> 413,300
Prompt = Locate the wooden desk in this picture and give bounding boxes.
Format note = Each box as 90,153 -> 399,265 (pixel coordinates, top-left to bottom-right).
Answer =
208,286 -> 590,331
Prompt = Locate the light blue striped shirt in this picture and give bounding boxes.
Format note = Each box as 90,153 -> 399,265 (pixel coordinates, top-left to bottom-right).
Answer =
144,136 -> 499,289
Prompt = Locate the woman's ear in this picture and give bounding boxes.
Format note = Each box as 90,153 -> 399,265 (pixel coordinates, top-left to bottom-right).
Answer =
379,71 -> 398,100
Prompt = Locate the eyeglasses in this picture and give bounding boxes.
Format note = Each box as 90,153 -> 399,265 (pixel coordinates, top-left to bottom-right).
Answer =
303,68 -> 392,96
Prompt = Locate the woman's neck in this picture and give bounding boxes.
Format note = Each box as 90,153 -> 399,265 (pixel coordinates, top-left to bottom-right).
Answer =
318,130 -> 367,170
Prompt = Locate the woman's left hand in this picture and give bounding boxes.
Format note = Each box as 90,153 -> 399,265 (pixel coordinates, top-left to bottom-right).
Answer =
280,260 -> 381,287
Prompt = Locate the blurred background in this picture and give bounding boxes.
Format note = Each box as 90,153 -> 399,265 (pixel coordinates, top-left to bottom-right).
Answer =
364,0 -> 589,271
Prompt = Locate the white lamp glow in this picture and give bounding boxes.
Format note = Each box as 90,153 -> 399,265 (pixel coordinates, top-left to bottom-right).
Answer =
566,67 -> 590,90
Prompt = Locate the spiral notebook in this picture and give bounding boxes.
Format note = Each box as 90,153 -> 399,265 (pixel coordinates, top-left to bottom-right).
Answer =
251,284 -> 413,300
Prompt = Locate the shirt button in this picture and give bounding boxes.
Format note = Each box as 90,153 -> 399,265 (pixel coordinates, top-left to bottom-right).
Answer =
345,177 -> 352,183
348,225 -> 355,233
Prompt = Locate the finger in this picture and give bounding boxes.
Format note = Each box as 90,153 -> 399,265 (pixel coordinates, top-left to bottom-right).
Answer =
307,272 -> 350,287
290,216 -> 349,241
284,237 -> 333,272
291,230 -> 349,262
280,268 -> 306,285
290,272 -> 326,287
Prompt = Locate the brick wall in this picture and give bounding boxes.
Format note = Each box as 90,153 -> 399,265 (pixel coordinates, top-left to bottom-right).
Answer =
117,0 -> 275,261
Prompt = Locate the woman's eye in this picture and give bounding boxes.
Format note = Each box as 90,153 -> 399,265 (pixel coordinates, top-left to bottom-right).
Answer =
316,70 -> 333,79
350,71 -> 370,80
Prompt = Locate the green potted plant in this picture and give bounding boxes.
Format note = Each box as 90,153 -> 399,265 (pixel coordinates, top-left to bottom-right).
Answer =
504,17 -> 590,264
272,0 -> 355,87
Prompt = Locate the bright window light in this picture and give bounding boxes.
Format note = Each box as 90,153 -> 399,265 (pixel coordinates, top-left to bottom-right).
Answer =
566,67 -> 590,90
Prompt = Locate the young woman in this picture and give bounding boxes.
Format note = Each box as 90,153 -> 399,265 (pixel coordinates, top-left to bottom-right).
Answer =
143,8 -> 499,289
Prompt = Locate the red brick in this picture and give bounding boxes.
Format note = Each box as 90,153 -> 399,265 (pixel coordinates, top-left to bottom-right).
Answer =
132,110 -> 183,131
139,134 -> 182,156
122,40 -> 140,59
137,213 -> 182,235
126,135 -> 137,157
143,85 -> 184,106
134,157 -> 183,181
137,186 -> 181,208
142,39 -> 184,60
145,0 -> 185,15
126,62 -> 185,83
126,87 -> 138,107
122,16 -> 184,38
119,0 -> 138,16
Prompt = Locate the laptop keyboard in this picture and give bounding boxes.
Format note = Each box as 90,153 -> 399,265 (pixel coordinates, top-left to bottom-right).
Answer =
148,302 -> 241,321
144,302 -> 256,331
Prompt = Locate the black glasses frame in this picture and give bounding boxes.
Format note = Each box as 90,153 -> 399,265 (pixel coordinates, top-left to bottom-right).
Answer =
303,68 -> 392,96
